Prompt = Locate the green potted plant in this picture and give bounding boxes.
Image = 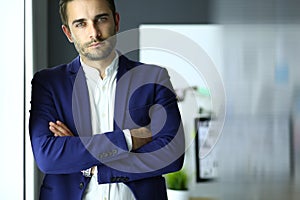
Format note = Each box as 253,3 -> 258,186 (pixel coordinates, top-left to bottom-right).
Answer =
165,169 -> 189,200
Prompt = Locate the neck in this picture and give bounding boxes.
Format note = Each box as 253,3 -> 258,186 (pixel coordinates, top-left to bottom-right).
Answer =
81,51 -> 116,78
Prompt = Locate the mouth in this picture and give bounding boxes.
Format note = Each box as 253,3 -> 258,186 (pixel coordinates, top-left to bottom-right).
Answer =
89,41 -> 105,48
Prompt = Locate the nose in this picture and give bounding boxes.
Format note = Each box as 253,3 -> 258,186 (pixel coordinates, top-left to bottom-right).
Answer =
89,23 -> 100,39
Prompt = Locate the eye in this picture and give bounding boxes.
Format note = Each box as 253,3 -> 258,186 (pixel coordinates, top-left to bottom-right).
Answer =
97,17 -> 108,23
75,22 -> 86,28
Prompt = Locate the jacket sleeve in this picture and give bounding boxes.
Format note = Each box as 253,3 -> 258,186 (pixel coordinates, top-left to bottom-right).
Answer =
97,67 -> 185,183
29,71 -> 129,174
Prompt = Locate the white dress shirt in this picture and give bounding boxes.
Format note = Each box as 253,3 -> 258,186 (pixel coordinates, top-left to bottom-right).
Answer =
81,54 -> 136,200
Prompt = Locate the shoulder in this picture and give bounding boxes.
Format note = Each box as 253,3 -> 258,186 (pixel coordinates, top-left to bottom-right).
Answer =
32,57 -> 79,83
35,64 -> 68,76
32,64 -> 68,87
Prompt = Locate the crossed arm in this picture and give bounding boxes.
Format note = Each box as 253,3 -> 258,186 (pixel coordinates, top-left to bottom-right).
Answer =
49,121 -> 152,176
49,120 -> 152,151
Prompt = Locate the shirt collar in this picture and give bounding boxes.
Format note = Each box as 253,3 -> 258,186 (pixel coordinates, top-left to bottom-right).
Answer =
81,52 -> 119,80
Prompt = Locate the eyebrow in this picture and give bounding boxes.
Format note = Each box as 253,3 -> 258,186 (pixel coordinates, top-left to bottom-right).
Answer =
94,13 -> 110,20
71,13 -> 110,26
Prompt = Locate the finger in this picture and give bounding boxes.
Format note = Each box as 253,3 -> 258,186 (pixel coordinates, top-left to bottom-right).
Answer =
56,121 -> 73,136
49,122 -> 69,136
49,121 -> 74,137
49,125 -> 65,137
53,124 -> 72,136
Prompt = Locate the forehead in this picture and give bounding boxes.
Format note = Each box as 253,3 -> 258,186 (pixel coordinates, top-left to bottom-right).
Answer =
66,0 -> 112,22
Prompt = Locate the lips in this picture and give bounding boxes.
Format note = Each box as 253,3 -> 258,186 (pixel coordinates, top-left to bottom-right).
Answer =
89,42 -> 102,48
89,41 -> 106,48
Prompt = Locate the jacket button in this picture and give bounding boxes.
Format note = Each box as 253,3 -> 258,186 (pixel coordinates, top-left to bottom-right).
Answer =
116,177 -> 121,182
79,182 -> 84,189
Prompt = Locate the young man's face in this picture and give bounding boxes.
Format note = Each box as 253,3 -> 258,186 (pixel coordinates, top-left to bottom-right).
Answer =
62,0 -> 120,61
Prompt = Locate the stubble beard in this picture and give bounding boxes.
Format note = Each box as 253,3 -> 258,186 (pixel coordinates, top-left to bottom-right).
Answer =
74,35 -> 117,61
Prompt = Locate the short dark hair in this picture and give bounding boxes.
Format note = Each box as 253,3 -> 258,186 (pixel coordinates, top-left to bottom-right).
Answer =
59,0 -> 116,26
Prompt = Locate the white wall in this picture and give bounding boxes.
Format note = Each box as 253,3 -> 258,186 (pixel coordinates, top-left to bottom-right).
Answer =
0,0 -> 25,199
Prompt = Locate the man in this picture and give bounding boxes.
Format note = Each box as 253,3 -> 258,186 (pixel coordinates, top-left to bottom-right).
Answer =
29,0 -> 185,199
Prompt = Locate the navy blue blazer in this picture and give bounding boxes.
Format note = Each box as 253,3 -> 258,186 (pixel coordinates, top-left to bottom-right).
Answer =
29,55 -> 185,200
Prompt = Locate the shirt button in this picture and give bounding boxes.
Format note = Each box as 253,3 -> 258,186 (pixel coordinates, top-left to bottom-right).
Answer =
102,113 -> 106,117
79,182 -> 84,189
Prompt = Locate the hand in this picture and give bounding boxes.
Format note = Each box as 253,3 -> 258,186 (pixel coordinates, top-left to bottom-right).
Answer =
49,121 -> 96,174
130,127 -> 152,150
49,121 -> 74,137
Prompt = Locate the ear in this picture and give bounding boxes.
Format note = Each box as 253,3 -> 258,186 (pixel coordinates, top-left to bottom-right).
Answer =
114,12 -> 120,32
62,25 -> 73,43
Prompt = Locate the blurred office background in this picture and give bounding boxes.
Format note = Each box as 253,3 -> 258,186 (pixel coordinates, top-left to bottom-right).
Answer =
1,0 -> 300,199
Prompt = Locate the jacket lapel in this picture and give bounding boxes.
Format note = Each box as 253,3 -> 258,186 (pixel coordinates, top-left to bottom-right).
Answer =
68,57 -> 93,137
114,55 -> 134,130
